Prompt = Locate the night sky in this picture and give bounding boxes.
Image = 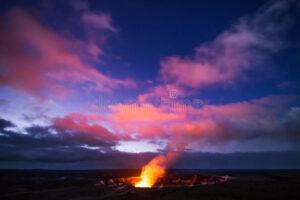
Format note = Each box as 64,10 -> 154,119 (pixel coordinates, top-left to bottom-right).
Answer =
0,0 -> 300,169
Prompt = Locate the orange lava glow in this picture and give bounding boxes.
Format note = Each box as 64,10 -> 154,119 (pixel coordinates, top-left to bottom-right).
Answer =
134,155 -> 167,188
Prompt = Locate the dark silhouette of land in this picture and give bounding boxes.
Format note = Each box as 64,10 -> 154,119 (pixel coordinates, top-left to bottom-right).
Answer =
1,169 -> 300,200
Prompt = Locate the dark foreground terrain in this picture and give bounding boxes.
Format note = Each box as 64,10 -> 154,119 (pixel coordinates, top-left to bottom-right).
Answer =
1,169 -> 300,200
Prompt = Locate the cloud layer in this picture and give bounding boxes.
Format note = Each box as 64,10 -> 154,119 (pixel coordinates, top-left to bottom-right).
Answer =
0,8 -> 134,98
0,0 -> 299,169
137,1 -> 293,104
160,1 -> 290,89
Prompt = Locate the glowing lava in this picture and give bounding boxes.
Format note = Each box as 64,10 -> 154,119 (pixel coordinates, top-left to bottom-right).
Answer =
134,155 -> 166,188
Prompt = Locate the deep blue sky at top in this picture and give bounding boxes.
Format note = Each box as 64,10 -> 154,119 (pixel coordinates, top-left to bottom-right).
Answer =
1,0 -> 299,104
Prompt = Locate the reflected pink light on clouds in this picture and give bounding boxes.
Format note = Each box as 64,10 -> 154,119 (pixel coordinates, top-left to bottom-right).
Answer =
0,8 -> 135,98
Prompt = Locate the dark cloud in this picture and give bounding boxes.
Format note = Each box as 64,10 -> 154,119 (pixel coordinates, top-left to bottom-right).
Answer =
174,151 -> 300,169
0,108 -> 300,169
0,118 -> 15,130
191,97 -> 300,149
0,118 -> 116,164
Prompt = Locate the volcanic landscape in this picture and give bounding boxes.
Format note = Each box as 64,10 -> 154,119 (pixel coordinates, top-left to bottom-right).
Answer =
1,0 -> 300,199
1,169 -> 300,200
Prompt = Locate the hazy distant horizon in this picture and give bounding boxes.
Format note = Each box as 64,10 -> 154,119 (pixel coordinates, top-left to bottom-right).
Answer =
1,151 -> 299,170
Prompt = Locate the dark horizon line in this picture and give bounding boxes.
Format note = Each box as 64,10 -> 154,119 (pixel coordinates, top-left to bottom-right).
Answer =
1,168 -> 300,171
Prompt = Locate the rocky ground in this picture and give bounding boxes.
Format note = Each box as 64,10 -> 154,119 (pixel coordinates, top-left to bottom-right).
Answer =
1,170 -> 300,200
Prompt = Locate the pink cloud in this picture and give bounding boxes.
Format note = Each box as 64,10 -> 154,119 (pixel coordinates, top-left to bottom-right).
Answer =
45,94 -> 298,152
108,103 -> 185,139
109,103 -> 184,124
0,8 -> 135,98
82,12 -> 117,33
136,126 -> 167,139
53,112 -> 121,142
138,84 -> 186,103
159,1 -> 290,89
137,2 -> 291,105
168,95 -> 298,148
107,95 -> 297,150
